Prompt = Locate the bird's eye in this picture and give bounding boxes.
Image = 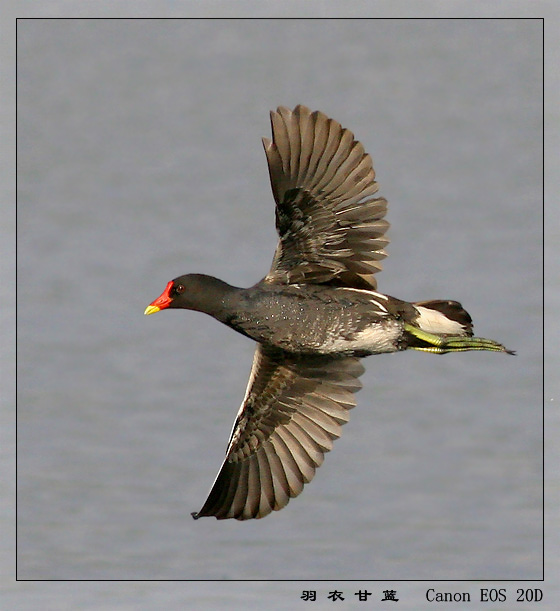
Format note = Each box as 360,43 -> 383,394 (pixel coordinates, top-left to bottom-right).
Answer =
175,284 -> 185,295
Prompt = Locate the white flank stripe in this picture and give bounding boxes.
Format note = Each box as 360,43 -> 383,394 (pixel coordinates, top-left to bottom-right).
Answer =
333,287 -> 390,312
334,287 -> 389,300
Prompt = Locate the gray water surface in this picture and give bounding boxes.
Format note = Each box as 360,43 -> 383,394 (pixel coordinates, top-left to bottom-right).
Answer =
17,19 -> 542,584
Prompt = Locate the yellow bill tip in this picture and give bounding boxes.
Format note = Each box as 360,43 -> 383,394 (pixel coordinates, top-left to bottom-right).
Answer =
144,305 -> 161,316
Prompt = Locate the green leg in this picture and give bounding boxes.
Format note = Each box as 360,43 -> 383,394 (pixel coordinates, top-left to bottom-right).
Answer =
404,324 -> 515,355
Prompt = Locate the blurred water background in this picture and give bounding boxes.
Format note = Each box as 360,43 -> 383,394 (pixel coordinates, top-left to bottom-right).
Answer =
14,16 -> 544,608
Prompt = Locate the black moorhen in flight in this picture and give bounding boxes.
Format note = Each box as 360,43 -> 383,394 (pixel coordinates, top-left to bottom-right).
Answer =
145,105 -> 513,520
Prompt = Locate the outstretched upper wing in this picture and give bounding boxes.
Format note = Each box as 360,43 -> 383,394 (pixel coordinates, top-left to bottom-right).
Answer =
263,105 -> 389,290
192,345 -> 364,520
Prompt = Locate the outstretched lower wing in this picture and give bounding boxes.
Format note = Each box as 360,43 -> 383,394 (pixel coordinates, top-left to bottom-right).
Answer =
192,345 -> 364,520
263,105 -> 389,289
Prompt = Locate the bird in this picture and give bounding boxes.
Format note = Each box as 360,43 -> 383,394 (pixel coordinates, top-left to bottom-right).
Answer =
145,105 -> 514,521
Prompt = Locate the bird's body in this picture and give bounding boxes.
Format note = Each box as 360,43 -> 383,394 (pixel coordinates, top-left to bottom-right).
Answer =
189,277 -> 407,356
227,282 -> 405,356
145,105 -> 513,520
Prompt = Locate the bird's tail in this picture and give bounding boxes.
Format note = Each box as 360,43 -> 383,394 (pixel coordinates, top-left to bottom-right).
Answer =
412,299 -> 473,336
404,322 -> 515,355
